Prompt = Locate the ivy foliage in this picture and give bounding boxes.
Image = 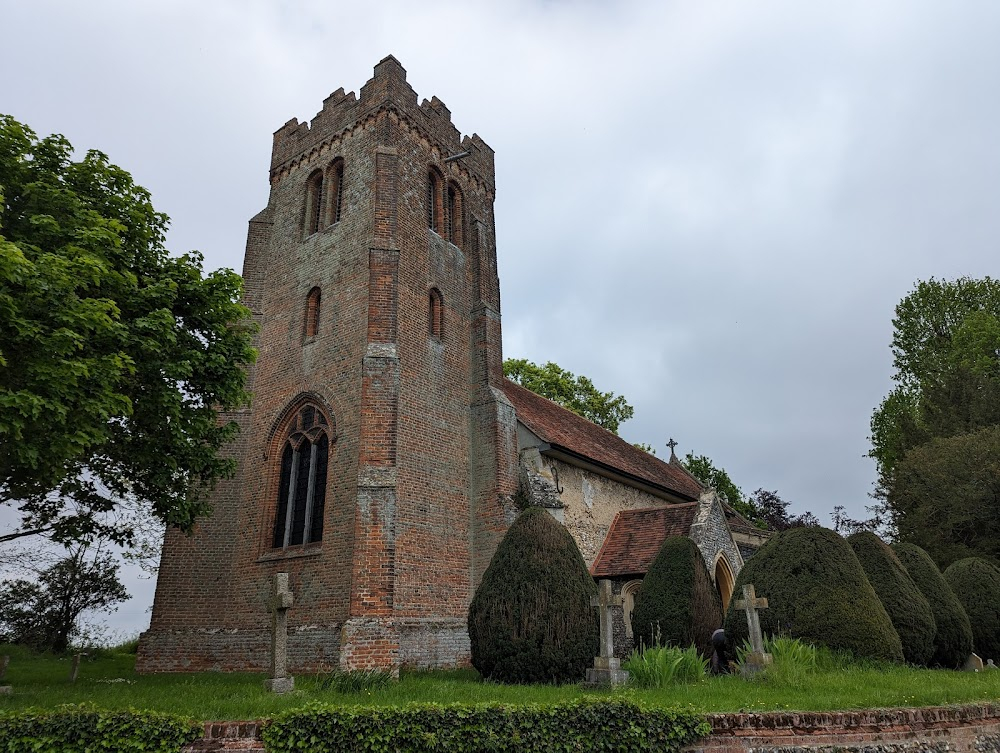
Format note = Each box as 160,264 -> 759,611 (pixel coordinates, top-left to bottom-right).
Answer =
0,114 -> 256,546
468,506 -> 598,684
631,536 -> 722,657
892,543 -> 973,669
847,532 -> 936,666
943,557 -> 1000,663
0,706 -> 200,752
723,527 -> 904,662
262,700 -> 710,753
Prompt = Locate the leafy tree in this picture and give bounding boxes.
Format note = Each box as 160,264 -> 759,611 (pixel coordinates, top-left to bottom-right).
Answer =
943,557 -> 1000,663
723,526 -> 904,662
892,543 -> 973,669
0,114 -> 256,546
750,488 -> 819,532
503,358 -> 633,433
682,453 -> 760,522
870,278 -> 1000,560
631,536 -> 721,657
0,542 -> 128,652
468,506 -> 598,684
847,532 -> 936,666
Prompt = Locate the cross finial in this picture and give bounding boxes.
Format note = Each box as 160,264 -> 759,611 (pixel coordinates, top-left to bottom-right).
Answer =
666,438 -> 679,460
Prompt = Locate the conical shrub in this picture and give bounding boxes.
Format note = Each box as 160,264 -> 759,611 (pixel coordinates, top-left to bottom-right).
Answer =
723,526 -> 903,662
631,536 -> 722,657
848,532 -> 936,666
893,543 -> 973,669
943,557 -> 1000,663
468,506 -> 598,684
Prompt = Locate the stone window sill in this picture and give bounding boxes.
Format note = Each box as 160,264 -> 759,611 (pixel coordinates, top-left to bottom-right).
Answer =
257,546 -> 323,563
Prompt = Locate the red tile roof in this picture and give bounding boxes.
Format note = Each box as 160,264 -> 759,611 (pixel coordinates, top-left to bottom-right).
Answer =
500,379 -> 704,500
590,504 -> 700,578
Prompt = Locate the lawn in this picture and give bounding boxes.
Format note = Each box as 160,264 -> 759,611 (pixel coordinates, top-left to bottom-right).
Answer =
2,645 -> 1000,721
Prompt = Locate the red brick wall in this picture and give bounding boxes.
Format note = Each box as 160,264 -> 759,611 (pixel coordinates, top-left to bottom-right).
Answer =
138,55 -> 517,674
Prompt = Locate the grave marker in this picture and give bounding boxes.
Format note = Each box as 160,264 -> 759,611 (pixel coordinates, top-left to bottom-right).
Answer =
734,583 -> 772,675
585,578 -> 629,687
264,572 -> 295,694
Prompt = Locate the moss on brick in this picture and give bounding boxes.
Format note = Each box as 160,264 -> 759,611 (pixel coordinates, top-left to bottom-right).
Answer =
893,543 -> 973,669
723,526 -> 903,662
468,506 -> 598,684
943,557 -> 1000,664
848,531 -> 936,666
631,536 -> 722,657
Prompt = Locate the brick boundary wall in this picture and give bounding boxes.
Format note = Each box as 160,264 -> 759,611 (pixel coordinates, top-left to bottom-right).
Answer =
182,704 -> 1000,752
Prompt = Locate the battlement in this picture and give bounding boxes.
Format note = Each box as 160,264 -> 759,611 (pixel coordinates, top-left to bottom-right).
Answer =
271,55 -> 494,187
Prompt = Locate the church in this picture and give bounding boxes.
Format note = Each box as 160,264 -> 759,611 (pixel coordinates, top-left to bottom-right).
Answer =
137,57 -> 759,674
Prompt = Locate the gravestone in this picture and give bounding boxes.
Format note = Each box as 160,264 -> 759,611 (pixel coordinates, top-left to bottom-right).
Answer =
734,584 -> 772,676
0,654 -> 9,695
69,652 -> 85,683
585,578 -> 629,687
264,572 -> 295,694
964,653 -> 984,672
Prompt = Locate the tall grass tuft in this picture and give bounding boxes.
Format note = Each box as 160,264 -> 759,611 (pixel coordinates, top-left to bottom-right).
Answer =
318,669 -> 395,694
737,636 -> 818,685
623,644 -> 707,688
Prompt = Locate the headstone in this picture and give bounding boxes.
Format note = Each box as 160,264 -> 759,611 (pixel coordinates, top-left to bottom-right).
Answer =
264,572 -> 295,693
964,653 -> 984,672
585,578 -> 629,687
734,584 -> 772,676
69,653 -> 84,684
987,659 -> 997,670
0,655 -> 9,681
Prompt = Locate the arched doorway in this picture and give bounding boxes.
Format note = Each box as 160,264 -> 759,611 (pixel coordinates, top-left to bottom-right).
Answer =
714,555 -> 735,611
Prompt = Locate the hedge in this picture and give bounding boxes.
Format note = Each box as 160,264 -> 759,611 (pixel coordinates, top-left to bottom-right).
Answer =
848,531 -> 936,666
0,706 -> 201,753
262,699 -> 710,753
893,543 -> 973,668
724,526 -> 903,662
631,536 -> 721,657
468,506 -> 598,684
943,557 -> 1000,663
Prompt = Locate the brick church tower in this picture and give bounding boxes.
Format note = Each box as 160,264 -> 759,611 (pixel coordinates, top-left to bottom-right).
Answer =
137,56 -> 518,673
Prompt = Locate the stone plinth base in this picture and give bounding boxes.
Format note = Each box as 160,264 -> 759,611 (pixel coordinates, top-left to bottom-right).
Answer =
584,656 -> 629,687
0,686 -> 11,696
264,677 -> 294,694
740,651 -> 772,678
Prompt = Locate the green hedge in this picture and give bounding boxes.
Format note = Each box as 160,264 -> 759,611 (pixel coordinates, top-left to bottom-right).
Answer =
0,706 -> 201,753
263,699 -> 709,753
944,557 -> 1000,663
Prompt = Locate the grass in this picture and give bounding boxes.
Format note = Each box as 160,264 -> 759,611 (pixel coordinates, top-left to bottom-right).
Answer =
2,644 -> 1000,721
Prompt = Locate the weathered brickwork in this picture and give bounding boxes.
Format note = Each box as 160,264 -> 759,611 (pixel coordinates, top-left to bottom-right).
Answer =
138,56 -> 514,674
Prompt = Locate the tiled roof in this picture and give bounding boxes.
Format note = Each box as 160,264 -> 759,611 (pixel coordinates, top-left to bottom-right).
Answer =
590,504 -> 700,578
500,379 -> 704,500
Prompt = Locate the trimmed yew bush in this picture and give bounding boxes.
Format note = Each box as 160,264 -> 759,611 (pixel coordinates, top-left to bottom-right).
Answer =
723,526 -> 903,662
468,506 -> 598,684
631,536 -> 722,657
944,557 -> 1000,663
893,543 -> 973,668
848,531 -> 936,666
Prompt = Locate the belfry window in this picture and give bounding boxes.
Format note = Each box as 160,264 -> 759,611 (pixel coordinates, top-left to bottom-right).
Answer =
427,168 -> 444,235
428,287 -> 444,340
272,404 -> 329,548
446,182 -> 463,247
304,287 -> 321,339
326,159 -> 344,226
305,170 -> 324,235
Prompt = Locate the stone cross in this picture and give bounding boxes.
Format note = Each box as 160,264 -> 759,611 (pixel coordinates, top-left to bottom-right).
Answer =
734,583 -> 772,673
0,654 -> 10,696
264,572 -> 295,694
585,579 -> 629,687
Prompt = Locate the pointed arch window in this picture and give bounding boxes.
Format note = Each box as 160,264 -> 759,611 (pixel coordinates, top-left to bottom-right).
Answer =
427,168 -> 444,235
428,288 -> 444,340
325,158 -> 344,226
304,287 -> 321,339
305,169 -> 324,236
272,404 -> 330,548
446,182 -> 464,248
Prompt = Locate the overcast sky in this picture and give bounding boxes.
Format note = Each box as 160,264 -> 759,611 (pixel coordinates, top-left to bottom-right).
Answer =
4,0 -> 1000,638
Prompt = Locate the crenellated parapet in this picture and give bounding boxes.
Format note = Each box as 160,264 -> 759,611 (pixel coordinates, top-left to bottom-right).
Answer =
269,55 -> 495,195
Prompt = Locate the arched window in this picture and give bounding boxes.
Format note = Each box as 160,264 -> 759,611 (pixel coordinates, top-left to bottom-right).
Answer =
427,168 -> 444,235
325,158 -> 344,226
304,287 -> 321,339
622,580 -> 643,640
428,287 -> 444,340
305,169 -> 324,236
272,404 -> 330,548
446,182 -> 463,248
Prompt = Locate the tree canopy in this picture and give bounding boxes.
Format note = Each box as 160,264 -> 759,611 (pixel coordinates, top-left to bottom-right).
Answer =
503,358 -> 634,433
870,277 -> 1000,567
0,114 -> 256,546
